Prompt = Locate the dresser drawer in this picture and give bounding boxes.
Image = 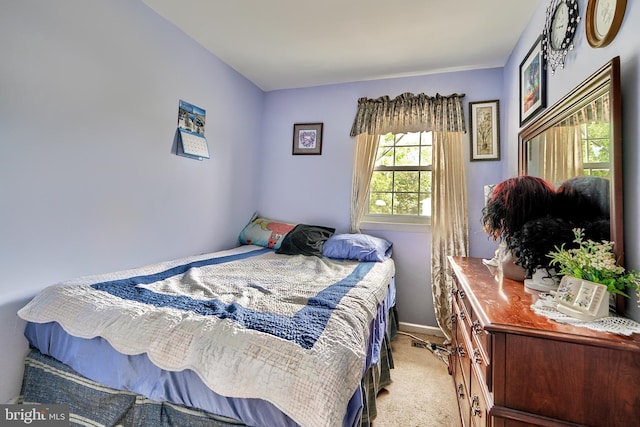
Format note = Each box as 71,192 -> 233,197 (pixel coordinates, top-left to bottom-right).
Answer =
469,309 -> 491,366
453,352 -> 472,427
455,284 -> 490,357
469,362 -> 491,427
453,303 -> 471,385
454,285 -> 492,391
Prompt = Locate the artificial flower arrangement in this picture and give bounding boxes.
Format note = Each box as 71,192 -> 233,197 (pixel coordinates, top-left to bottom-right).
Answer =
547,228 -> 640,298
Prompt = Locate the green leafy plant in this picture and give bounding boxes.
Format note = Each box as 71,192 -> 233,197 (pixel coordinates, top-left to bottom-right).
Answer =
547,228 -> 639,297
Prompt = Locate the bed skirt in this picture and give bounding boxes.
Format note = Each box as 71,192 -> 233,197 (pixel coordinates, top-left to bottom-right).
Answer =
18,307 -> 398,427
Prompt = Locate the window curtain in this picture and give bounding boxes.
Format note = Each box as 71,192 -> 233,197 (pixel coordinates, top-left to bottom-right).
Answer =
350,133 -> 380,233
349,92 -> 468,340
431,130 -> 469,341
534,125 -> 584,186
529,90 -> 609,185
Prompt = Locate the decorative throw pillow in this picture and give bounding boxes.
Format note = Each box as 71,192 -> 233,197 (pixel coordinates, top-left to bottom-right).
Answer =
322,233 -> 393,262
276,224 -> 336,256
238,213 -> 296,249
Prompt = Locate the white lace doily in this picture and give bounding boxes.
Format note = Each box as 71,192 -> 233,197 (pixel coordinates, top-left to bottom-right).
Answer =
531,294 -> 640,336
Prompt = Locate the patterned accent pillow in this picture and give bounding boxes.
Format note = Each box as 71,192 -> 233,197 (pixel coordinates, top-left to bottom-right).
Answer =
238,213 -> 296,249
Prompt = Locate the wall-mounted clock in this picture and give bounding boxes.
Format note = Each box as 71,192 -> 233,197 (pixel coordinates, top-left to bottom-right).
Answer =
586,0 -> 627,48
542,0 -> 580,74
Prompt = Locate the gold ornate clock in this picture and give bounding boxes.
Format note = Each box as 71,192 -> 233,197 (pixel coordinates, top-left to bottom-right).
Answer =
542,0 -> 580,74
586,0 -> 627,48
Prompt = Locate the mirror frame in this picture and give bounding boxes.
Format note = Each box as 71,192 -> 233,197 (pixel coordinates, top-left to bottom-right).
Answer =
518,56 -> 624,266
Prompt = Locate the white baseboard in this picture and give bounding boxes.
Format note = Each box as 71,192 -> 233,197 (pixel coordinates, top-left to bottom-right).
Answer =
398,321 -> 444,338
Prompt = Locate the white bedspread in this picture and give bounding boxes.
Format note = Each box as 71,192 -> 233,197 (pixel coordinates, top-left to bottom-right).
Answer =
18,245 -> 395,427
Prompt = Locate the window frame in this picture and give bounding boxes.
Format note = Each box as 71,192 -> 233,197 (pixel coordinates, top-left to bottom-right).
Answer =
361,131 -> 433,230
580,122 -> 611,177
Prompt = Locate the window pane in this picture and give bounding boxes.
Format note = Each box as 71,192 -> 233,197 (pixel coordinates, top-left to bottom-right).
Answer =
420,171 -> 432,196
396,132 -> 420,146
394,193 -> 419,215
367,131 -> 433,220
588,122 -> 609,138
420,145 -> 432,166
375,146 -> 394,166
369,192 -> 392,214
394,171 -> 419,192
585,140 -> 610,163
395,146 -> 420,166
379,134 -> 395,146
371,171 -> 393,192
419,192 -> 431,216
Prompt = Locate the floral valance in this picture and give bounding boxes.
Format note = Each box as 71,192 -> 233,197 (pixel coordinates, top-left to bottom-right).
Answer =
349,92 -> 466,137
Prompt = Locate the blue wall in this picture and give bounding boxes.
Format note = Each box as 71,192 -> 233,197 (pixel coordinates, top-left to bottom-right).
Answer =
0,0 -> 264,402
503,0 -> 640,321
1,0 -> 639,403
258,68 -> 505,331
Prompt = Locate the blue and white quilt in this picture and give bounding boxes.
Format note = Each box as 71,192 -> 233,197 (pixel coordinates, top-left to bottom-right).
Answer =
18,245 -> 395,427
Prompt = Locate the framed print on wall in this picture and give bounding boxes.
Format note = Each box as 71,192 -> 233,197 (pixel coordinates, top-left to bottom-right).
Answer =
519,36 -> 547,126
292,123 -> 323,155
469,100 -> 500,161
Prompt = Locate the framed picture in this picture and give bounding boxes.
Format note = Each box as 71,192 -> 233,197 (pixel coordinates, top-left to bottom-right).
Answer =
519,36 -> 547,126
469,100 -> 500,161
292,123 -> 323,155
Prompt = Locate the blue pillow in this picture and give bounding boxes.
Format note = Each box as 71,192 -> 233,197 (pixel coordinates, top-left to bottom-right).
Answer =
322,233 -> 392,262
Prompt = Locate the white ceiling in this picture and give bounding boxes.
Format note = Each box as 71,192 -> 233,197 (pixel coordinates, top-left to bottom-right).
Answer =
142,0 -> 542,91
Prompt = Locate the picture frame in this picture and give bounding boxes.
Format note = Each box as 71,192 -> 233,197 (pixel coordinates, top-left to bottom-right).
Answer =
469,100 -> 500,161
292,123 -> 323,155
519,36 -> 547,126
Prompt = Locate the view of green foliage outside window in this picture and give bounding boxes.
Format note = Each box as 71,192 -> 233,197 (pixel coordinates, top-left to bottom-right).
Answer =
368,132 -> 432,218
581,122 -> 610,177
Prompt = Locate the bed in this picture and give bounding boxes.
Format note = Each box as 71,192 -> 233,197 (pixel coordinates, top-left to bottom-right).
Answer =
17,217 -> 397,427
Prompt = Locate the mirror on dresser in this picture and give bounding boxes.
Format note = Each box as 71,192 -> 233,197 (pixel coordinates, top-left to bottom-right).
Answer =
518,56 -> 624,312
518,57 -> 623,261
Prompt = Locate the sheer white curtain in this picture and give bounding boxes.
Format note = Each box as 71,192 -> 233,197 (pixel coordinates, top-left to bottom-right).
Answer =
431,131 -> 468,340
349,93 -> 468,339
534,125 -> 584,186
350,133 -> 380,233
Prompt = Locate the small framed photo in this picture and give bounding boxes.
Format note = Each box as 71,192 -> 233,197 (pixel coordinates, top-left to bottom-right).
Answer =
292,123 -> 323,155
519,36 -> 547,126
469,100 -> 500,161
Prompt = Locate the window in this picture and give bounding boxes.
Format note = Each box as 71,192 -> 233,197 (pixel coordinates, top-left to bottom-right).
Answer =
581,122 -> 610,178
365,131 -> 432,224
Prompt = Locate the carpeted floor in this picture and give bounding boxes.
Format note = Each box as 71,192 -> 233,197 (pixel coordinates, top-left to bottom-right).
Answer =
373,332 -> 462,426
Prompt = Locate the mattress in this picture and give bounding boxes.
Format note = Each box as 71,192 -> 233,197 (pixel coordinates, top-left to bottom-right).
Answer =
18,245 -> 396,427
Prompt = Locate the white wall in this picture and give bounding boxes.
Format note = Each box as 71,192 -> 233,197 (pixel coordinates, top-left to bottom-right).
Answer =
0,0 -> 264,402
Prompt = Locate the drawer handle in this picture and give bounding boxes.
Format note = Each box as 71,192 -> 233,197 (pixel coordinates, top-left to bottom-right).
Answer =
457,344 -> 466,358
472,348 -> 482,365
458,289 -> 466,299
459,311 -> 466,321
457,383 -> 465,399
472,320 -> 483,335
451,314 -> 457,324
471,395 -> 482,417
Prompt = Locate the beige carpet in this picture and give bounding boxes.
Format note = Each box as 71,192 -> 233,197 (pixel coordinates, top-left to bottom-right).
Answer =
373,332 -> 462,427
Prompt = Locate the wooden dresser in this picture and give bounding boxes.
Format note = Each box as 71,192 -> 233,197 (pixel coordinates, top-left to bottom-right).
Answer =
448,256 -> 640,427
